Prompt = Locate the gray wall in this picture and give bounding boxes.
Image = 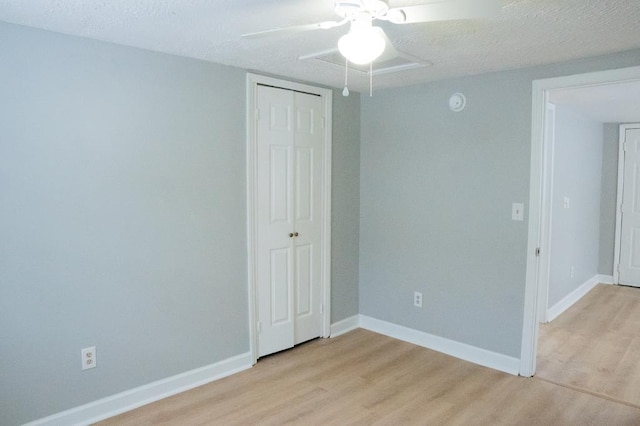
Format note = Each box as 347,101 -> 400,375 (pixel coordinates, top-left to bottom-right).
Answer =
0,22 -> 360,425
0,22 -> 247,425
331,92 -> 361,322
548,106 -> 603,307
359,49 -> 640,358
599,123 -> 620,275
360,72 -> 530,357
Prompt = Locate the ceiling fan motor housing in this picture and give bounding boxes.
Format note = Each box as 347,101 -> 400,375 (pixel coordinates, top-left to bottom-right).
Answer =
334,0 -> 390,20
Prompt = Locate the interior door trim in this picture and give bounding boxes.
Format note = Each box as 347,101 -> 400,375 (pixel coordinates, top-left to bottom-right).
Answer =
246,73 -> 333,364
614,123 -> 640,285
521,65 -> 640,378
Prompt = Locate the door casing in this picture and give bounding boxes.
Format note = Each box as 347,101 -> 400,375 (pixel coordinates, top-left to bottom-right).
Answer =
614,124 -> 640,286
246,73 -> 333,364
521,65 -> 640,377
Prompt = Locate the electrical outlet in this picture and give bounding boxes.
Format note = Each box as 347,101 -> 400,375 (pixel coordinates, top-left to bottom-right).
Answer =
81,346 -> 97,371
570,266 -> 575,279
414,291 -> 423,308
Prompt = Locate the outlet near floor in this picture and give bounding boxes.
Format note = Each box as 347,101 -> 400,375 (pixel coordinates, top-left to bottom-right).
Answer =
81,346 -> 97,371
414,291 -> 423,308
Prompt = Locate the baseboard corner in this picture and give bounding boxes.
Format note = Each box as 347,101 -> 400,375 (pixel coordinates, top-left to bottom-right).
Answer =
330,315 -> 360,338
359,315 -> 520,376
597,274 -> 614,285
546,275 -> 600,322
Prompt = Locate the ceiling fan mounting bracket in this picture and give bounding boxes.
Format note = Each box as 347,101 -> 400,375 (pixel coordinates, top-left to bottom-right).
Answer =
334,0 -> 390,20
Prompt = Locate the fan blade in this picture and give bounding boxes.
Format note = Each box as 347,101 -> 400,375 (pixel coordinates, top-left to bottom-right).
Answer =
242,20 -> 347,39
387,0 -> 501,24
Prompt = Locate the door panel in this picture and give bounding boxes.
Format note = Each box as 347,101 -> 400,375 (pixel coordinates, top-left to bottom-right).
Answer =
296,244 -> 312,316
256,86 -> 295,357
292,92 -> 323,345
295,147 -> 313,222
270,146 -> 290,224
255,85 -> 324,357
270,103 -> 291,131
619,128 -> 640,286
270,248 -> 291,324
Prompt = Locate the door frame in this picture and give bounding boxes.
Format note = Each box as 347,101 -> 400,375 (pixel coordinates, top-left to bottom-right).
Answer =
520,65 -> 640,377
535,102 -> 556,324
246,73 -> 333,364
613,123 -> 640,284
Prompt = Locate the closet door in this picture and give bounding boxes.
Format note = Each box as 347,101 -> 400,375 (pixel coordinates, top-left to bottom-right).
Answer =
292,91 -> 323,346
255,85 -> 324,357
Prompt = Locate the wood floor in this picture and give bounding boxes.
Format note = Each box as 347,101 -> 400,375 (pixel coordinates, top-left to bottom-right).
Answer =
99,292 -> 640,426
537,283 -> 640,410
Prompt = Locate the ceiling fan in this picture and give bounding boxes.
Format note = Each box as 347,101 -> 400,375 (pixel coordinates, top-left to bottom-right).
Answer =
243,0 -> 502,65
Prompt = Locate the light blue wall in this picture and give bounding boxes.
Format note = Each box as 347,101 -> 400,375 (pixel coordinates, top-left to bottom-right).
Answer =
599,123 -> 620,275
548,106 -> 603,307
0,22 -> 248,425
331,92 -> 361,322
360,73 -> 530,357
359,49 -> 640,358
0,22 -> 360,425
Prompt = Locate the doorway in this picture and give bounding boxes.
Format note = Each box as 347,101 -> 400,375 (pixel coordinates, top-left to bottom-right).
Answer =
520,65 -> 640,377
615,124 -> 640,287
246,74 -> 333,363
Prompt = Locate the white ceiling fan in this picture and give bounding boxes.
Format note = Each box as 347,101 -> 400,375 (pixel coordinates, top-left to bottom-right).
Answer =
243,0 -> 502,65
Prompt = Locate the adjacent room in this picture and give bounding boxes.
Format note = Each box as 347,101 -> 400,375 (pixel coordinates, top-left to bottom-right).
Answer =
1,0 -> 640,424
535,82 -> 640,410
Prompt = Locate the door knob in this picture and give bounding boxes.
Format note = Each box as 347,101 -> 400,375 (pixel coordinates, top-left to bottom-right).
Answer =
289,233 -> 294,238
294,232 -> 299,237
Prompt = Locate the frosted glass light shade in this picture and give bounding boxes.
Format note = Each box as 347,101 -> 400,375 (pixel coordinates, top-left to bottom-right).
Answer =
338,25 -> 386,65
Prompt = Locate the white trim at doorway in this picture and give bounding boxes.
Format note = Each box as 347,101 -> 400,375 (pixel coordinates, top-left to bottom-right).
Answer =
613,123 -> 640,285
245,73 -> 333,364
520,66 -> 640,378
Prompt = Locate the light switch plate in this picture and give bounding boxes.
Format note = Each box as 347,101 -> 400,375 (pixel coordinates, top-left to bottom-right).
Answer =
512,203 -> 524,221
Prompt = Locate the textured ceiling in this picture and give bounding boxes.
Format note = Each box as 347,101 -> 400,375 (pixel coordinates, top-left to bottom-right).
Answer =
0,0 -> 639,92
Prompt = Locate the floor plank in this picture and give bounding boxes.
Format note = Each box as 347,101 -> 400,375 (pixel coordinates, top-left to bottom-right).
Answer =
98,326 -> 640,425
537,284 -> 640,409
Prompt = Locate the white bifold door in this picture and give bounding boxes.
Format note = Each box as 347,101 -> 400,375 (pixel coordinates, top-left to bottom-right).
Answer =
255,84 -> 324,357
619,126 -> 640,287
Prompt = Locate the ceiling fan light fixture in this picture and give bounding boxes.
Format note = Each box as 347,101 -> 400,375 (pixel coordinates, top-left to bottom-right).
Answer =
387,9 -> 406,24
338,17 -> 386,65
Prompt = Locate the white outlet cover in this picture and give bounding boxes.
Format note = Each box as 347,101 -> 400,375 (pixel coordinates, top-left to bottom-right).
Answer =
81,346 -> 97,370
512,203 -> 524,221
414,291 -> 423,307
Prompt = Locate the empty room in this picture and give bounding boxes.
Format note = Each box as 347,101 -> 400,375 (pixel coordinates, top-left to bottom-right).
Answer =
2,1 -> 640,425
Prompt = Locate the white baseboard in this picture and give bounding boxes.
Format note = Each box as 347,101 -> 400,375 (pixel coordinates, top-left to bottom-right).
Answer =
25,352 -> 253,426
359,315 -> 520,376
330,315 -> 360,338
597,274 -> 614,285
27,309 -> 541,425
546,275 -> 601,323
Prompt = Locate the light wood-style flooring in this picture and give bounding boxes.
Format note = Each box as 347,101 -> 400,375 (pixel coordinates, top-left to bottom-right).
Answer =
537,283 -> 640,410
100,293 -> 640,426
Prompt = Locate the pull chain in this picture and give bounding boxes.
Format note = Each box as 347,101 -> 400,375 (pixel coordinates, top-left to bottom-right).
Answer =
369,62 -> 373,97
342,57 -> 350,97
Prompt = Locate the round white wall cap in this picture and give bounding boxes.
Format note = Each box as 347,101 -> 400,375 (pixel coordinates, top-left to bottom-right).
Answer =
449,92 -> 466,112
